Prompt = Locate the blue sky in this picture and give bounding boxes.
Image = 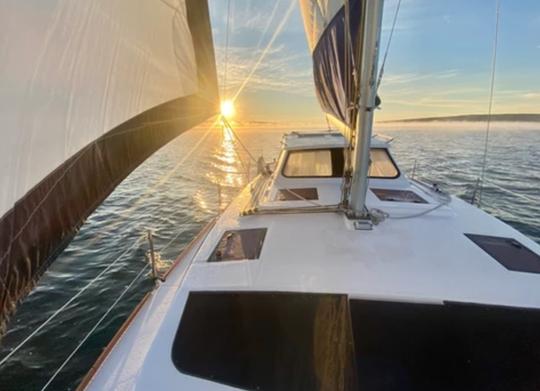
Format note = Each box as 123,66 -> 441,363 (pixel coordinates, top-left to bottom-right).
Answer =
208,0 -> 540,123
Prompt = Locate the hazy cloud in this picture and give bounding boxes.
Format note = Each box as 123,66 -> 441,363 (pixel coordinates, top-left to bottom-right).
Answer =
381,69 -> 460,86
216,45 -> 313,97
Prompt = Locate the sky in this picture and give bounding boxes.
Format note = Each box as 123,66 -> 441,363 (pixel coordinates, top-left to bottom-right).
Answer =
208,0 -> 540,124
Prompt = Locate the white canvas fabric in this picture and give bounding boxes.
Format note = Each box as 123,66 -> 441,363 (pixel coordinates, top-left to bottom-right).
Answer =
0,0 -> 198,217
299,0 -> 344,51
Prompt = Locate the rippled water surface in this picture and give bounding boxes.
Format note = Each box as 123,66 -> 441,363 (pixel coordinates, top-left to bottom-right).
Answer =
1,122 -> 539,390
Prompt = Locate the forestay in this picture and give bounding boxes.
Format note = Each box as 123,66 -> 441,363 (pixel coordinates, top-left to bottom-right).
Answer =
299,0 -> 363,128
0,0 -> 218,332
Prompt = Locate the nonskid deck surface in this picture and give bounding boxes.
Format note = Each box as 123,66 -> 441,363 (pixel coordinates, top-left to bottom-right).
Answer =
187,180 -> 540,307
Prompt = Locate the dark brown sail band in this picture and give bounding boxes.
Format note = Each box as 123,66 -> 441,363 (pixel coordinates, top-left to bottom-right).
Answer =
0,0 -> 219,333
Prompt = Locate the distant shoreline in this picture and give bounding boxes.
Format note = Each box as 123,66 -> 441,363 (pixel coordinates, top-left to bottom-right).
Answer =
380,113 -> 540,123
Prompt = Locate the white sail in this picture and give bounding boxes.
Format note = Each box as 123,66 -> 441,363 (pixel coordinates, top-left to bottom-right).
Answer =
1,0 -> 198,217
299,0 -> 344,51
0,0 -> 218,330
300,0 -> 384,216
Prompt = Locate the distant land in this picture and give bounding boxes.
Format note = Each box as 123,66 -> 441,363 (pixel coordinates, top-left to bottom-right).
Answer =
382,113 -> 540,123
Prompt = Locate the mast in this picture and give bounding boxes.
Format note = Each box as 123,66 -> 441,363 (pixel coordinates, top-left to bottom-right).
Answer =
348,0 -> 384,218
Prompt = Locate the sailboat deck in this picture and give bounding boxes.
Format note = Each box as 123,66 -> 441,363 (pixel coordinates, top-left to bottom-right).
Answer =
188,182 -> 540,307
84,172 -> 540,390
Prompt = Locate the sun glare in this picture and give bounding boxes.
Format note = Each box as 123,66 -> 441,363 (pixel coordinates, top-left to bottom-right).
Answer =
220,100 -> 235,119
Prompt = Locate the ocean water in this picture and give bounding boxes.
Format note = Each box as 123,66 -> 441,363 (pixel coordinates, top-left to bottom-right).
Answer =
0,122 -> 539,390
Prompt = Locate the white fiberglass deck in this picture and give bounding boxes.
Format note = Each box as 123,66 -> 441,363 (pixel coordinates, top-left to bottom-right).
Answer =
83,133 -> 540,390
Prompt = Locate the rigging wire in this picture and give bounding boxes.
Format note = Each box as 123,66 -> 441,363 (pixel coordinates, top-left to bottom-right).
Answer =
341,0 -> 355,206
376,0 -> 402,92
0,114 -> 218,273
232,0 -> 296,101
222,0 -> 232,99
253,0 -> 284,61
68,122 -> 217,253
325,115 -> 333,132
0,118 -> 214,364
221,117 -> 257,163
0,233 -> 147,368
40,263 -> 150,391
477,0 -> 501,207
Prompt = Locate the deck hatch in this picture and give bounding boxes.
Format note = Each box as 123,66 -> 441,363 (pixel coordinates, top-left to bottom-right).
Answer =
172,291 -> 357,390
276,187 -> 319,201
208,228 -> 267,262
371,188 -> 427,203
350,299 -> 540,390
465,233 -> 540,273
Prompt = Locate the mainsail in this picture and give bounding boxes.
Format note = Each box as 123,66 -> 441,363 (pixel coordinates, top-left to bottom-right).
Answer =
0,0 -> 218,331
300,0 -> 385,216
299,0 -> 364,128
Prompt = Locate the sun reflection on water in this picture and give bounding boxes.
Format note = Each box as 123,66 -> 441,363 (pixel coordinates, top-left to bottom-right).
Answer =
203,123 -> 249,211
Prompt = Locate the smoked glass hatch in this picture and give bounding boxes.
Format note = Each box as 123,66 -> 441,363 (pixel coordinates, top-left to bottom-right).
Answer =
276,187 -> 319,201
208,228 -> 267,262
172,291 -> 357,391
350,299 -> 540,390
465,233 -> 540,273
172,293 -> 540,390
371,188 -> 427,203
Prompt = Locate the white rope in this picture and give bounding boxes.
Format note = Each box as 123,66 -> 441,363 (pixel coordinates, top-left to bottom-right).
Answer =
370,193 -> 451,221
370,181 -> 452,221
0,233 -> 146,368
477,0 -> 500,206
388,194 -> 451,219
40,263 -> 150,390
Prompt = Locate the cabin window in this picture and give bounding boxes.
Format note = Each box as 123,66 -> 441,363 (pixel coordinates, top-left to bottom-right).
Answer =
282,148 -> 398,179
208,228 -> 267,262
172,292 -> 357,390
282,148 -> 344,177
368,148 -> 399,178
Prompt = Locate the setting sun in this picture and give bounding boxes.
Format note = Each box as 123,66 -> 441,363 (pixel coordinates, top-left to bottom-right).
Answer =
220,100 -> 235,119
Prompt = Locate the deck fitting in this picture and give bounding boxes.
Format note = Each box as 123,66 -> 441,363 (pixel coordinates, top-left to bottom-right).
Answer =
353,219 -> 373,230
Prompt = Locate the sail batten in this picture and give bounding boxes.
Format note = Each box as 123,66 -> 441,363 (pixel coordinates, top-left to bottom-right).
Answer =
0,0 -> 218,331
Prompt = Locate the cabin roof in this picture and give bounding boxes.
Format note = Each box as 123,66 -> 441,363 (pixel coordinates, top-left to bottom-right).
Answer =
282,131 -> 388,150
